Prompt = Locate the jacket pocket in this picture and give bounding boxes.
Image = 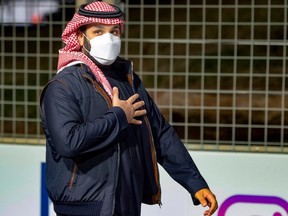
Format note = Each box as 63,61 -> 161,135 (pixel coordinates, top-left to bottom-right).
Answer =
69,159 -> 79,190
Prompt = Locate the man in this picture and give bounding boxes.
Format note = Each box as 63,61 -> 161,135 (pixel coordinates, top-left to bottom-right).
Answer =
40,1 -> 218,216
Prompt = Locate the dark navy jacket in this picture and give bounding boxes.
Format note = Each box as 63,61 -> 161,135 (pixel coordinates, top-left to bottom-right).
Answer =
40,58 -> 208,216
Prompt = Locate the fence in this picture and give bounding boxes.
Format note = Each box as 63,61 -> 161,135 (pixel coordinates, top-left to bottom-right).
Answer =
0,0 -> 287,153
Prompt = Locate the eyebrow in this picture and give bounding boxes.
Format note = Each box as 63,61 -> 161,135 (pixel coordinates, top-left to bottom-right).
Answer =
111,26 -> 120,30
92,25 -> 120,29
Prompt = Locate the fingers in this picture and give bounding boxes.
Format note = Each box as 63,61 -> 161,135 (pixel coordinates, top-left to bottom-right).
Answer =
112,87 -> 121,107
112,87 -> 119,100
115,87 -> 143,109
134,108 -> 147,117
112,87 -> 147,125
130,118 -> 142,125
208,193 -> 218,215
124,92 -> 146,115
195,189 -> 218,216
127,92 -> 140,104
204,194 -> 218,216
130,100 -> 146,125
132,100 -> 145,111
195,189 -> 208,207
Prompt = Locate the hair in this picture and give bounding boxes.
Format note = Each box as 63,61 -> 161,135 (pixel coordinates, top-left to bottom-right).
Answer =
78,25 -> 87,33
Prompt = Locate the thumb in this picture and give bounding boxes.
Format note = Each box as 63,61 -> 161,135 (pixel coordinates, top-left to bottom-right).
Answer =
199,197 -> 208,207
196,193 -> 208,207
112,87 -> 119,101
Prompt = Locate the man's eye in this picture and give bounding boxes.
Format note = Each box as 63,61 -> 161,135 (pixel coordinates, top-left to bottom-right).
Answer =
94,30 -> 102,35
111,30 -> 120,36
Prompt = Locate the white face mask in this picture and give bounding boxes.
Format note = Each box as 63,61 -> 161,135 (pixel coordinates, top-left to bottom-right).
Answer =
83,33 -> 121,65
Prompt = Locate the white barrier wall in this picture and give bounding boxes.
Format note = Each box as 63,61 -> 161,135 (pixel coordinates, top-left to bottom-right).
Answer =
0,144 -> 287,216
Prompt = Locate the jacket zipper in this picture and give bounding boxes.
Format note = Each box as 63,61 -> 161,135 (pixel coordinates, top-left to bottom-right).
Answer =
83,71 -> 120,214
127,62 -> 162,206
112,142 -> 121,215
83,64 -> 161,205
143,115 -> 162,205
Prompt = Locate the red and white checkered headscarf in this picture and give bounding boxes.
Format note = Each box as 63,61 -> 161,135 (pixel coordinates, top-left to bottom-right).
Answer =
57,1 -> 124,98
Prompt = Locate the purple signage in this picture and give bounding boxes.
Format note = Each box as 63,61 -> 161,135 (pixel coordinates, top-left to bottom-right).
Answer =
218,194 -> 288,216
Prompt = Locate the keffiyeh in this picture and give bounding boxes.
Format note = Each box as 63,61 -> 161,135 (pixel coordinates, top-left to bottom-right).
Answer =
57,1 -> 124,98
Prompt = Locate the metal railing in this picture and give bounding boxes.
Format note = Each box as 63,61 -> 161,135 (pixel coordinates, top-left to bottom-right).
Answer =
0,0 -> 287,153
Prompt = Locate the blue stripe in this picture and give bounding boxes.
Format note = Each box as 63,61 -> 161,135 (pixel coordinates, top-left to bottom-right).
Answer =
41,162 -> 49,216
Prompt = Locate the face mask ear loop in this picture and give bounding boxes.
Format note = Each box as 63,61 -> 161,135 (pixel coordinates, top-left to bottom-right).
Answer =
81,32 -> 91,53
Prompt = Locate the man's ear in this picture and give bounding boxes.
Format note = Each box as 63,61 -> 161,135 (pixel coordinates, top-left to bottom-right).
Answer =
77,31 -> 84,46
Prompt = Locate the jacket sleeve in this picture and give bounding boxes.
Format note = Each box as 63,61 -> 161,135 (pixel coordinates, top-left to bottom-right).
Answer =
40,78 -> 128,158
135,77 -> 209,205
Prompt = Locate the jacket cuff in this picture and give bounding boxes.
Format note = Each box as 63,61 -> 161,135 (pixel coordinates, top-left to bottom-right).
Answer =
111,106 -> 128,130
190,181 -> 210,205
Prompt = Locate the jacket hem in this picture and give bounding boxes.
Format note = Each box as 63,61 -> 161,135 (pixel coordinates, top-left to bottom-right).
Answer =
54,201 -> 103,216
